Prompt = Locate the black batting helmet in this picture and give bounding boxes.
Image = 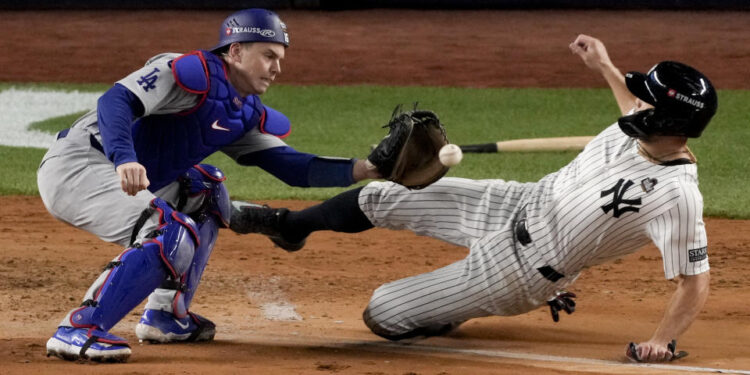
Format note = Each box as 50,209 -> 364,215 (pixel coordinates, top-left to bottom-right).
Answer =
618,61 -> 717,139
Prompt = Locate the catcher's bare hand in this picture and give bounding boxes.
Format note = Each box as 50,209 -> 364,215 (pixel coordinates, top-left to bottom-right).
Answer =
547,291 -> 576,322
116,161 -> 150,196
353,159 -> 382,181
569,34 -> 614,73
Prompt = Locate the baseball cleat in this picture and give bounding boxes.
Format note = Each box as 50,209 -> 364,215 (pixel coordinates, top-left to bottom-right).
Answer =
46,326 -> 131,362
135,309 -> 215,343
229,201 -> 307,251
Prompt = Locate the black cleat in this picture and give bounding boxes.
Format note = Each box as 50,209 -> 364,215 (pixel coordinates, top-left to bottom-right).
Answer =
229,201 -> 306,252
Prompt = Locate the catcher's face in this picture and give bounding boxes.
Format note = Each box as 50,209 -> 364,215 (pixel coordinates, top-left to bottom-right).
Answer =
225,42 -> 285,96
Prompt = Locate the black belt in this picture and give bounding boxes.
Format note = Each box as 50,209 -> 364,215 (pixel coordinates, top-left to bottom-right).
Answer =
514,209 -> 565,282
57,128 -> 104,154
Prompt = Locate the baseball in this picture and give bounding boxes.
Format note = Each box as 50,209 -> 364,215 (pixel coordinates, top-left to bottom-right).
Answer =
439,144 -> 463,167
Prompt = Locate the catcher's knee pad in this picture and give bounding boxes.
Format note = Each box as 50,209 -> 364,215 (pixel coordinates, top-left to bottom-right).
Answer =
177,164 -> 231,228
66,198 -> 199,331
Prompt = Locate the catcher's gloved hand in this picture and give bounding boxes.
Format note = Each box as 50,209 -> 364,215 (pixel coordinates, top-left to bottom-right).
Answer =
366,104 -> 449,190
547,291 -> 576,322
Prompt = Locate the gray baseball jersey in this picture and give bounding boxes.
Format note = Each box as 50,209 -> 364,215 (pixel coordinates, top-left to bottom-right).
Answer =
38,53 -> 286,247
358,123 -> 708,335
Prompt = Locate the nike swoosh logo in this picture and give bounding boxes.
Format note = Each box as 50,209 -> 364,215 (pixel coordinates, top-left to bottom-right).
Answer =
174,318 -> 190,330
211,120 -> 230,132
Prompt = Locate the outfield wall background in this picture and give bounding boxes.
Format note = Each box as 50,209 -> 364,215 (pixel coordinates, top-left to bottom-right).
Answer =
1,0 -> 748,10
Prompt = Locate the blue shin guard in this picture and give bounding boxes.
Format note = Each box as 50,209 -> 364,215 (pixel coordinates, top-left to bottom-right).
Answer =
138,165 -> 230,342
58,199 -> 199,343
171,164 -> 229,317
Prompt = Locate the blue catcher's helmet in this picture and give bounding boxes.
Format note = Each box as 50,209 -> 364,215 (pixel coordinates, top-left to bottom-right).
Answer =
210,9 -> 289,53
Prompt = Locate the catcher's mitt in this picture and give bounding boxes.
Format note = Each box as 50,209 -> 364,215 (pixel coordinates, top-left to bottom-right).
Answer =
367,105 -> 449,189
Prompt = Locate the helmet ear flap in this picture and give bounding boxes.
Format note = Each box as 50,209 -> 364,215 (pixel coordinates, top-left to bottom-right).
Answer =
619,108 -> 696,139
618,109 -> 654,139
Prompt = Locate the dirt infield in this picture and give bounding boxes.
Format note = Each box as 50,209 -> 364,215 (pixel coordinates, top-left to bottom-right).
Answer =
1,9 -> 749,375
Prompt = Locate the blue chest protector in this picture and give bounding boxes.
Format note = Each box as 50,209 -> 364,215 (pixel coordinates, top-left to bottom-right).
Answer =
132,50 -> 290,192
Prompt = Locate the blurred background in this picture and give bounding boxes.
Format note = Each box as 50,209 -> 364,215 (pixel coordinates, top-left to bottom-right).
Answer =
1,0 -> 749,10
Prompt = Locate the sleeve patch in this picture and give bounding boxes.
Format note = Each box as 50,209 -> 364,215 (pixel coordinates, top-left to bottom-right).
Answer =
688,247 -> 707,262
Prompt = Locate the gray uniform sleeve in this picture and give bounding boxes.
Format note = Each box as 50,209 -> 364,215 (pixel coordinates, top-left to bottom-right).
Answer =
221,127 -> 289,162
116,53 -> 200,116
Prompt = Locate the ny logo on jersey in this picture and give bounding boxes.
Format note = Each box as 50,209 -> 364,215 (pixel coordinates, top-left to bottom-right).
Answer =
137,67 -> 160,92
601,178 -> 642,218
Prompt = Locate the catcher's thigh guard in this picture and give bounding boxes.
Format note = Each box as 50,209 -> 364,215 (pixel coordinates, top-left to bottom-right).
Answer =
176,164 -> 231,227
62,198 -> 200,331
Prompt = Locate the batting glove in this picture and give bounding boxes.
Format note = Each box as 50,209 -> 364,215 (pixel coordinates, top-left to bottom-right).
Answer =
626,339 -> 689,362
547,291 -> 576,322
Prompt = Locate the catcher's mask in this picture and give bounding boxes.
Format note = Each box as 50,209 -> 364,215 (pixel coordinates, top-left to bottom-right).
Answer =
618,61 -> 717,139
210,8 -> 289,53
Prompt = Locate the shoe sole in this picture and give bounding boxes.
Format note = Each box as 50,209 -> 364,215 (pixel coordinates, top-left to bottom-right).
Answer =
135,323 -> 216,344
46,337 -> 130,363
270,236 -> 306,252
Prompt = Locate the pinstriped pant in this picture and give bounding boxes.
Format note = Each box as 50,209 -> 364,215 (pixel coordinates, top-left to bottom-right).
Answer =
358,178 -> 569,336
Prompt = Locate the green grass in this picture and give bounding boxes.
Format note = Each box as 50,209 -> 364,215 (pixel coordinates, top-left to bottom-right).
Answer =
0,146 -> 47,195
28,111 -> 89,133
2,83 -> 748,218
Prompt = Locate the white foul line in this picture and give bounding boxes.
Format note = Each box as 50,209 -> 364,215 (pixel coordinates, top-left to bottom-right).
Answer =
351,340 -> 750,375
245,333 -> 750,375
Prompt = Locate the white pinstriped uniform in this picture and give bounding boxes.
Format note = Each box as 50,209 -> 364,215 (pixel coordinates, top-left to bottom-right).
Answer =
358,123 -> 709,335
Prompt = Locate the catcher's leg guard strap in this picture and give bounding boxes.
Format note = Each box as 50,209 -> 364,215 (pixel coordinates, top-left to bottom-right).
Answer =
129,206 -> 156,247
283,187 -> 373,241
78,328 -> 131,358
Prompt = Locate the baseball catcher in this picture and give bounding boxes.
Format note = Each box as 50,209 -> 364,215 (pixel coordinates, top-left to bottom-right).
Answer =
366,104 -> 450,190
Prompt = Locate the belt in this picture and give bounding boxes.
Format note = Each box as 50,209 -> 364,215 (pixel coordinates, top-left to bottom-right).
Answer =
57,128 -> 104,154
513,209 -> 565,282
